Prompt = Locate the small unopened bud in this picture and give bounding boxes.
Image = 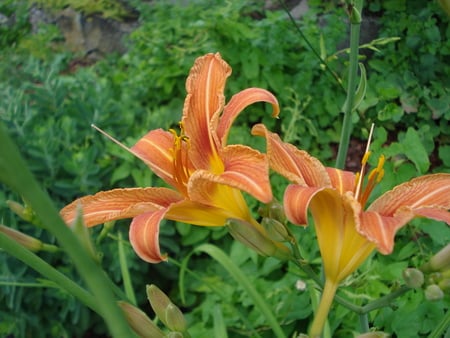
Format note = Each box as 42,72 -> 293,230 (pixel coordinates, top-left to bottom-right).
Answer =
166,332 -> 184,338
402,268 -> 424,288
0,224 -> 42,251
227,218 -> 292,261
147,284 -> 187,332
118,301 -> 164,338
420,244 -> 450,273
258,200 -> 287,224
261,218 -> 290,242
6,200 -> 36,223
425,284 -> 444,301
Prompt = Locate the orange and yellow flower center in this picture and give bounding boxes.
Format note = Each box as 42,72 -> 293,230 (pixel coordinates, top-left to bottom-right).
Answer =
170,123 -> 191,195
353,125 -> 385,208
355,152 -> 385,207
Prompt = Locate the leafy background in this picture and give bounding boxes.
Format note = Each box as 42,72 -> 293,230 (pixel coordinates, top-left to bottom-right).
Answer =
0,0 -> 449,337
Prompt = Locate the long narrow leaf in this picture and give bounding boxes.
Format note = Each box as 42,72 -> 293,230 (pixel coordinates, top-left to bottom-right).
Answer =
192,244 -> 286,338
118,231 -> 137,305
0,122 -> 132,336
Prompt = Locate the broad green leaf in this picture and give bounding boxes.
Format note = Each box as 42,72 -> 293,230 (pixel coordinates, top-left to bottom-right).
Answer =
401,127 -> 430,173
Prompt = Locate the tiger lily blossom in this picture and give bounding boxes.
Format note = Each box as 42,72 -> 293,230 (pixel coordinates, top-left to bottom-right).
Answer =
252,124 -> 450,337
61,53 -> 280,263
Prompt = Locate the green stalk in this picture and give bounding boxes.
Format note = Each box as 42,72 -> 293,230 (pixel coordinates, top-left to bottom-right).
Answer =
0,122 -> 132,337
0,231 -> 100,314
309,279 -> 338,338
428,309 -> 450,338
335,1 -> 364,169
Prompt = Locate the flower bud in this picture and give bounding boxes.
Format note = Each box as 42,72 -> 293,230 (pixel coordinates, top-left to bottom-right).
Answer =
261,217 -> 290,242
0,224 -> 43,252
166,332 -> 184,338
6,200 -> 37,223
146,284 -> 187,332
424,284 -> 444,301
258,200 -> 287,224
118,301 -> 165,338
421,244 -> 450,273
438,278 -> 450,292
402,268 -> 424,288
226,218 -> 292,261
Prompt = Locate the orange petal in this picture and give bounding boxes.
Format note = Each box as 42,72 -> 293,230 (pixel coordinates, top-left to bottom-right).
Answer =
326,167 -> 356,194
283,184 -> 325,225
217,88 -> 280,145
368,173 -> 450,216
412,206 -> 450,224
252,124 -> 331,187
131,129 -> 180,187
220,144 -> 272,203
129,210 -> 168,263
60,188 -> 183,227
358,209 -> 414,255
182,53 -> 230,170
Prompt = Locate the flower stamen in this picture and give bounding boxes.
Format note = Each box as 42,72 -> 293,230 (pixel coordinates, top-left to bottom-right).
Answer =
169,123 -> 191,195
353,124 -> 385,208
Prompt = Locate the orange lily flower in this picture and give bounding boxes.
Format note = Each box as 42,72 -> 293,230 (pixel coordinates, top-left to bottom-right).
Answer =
61,53 -> 279,263
252,124 -> 450,337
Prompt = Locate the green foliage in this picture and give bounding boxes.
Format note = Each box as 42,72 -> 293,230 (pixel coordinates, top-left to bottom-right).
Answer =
0,0 -> 449,337
30,0 -> 133,20
0,1 -> 31,48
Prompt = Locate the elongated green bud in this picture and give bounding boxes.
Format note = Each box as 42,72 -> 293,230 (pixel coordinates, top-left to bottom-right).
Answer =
0,224 -> 43,252
227,218 -> 292,260
146,284 -> 187,332
261,217 -> 290,242
421,244 -> 450,273
118,301 -> 165,338
6,200 -> 38,224
402,268 -> 424,288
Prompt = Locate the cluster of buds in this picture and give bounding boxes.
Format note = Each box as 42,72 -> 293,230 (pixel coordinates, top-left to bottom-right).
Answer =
119,284 -> 189,337
403,244 -> 450,301
227,200 -> 293,260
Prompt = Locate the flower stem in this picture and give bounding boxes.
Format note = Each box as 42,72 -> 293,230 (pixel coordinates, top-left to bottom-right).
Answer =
335,0 -> 364,169
309,278 -> 338,338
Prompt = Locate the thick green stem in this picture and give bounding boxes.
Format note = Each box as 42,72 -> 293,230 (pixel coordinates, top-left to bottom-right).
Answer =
359,313 -> 369,333
0,122 -> 132,337
309,278 -> 338,338
0,232 -> 100,314
335,1 -> 364,169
